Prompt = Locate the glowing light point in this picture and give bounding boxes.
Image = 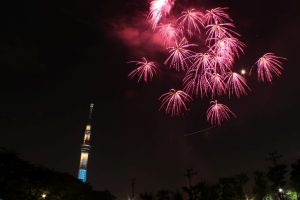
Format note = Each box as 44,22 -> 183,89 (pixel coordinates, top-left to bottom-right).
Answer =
241,69 -> 246,75
41,193 -> 47,199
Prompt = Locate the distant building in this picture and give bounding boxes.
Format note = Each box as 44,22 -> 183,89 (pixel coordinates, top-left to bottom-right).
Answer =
78,103 -> 94,183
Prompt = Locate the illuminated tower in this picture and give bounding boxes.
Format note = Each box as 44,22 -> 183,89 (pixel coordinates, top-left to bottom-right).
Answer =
78,103 -> 94,183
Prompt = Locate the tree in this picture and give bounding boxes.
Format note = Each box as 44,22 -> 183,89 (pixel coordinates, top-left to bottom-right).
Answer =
253,171 -> 269,200
234,173 -> 249,200
290,159 -> 300,199
171,190 -> 183,200
140,192 -> 155,200
218,177 -> 237,200
266,152 -> 287,200
156,190 -> 171,200
0,147 -> 115,200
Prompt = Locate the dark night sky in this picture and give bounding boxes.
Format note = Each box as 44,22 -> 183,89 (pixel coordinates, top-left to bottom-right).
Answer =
0,0 -> 300,198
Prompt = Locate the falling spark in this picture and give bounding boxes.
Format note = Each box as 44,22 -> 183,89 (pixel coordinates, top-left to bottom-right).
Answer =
128,57 -> 158,83
159,89 -> 192,116
164,38 -> 197,71
177,9 -> 204,37
253,53 -> 286,83
207,100 -> 236,125
149,0 -> 175,29
225,72 -> 250,98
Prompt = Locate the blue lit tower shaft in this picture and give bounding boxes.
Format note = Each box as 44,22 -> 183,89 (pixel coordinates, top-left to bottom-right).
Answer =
78,103 -> 94,183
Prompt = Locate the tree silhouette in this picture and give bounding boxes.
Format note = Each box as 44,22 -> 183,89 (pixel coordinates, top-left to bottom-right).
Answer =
234,173 -> 249,200
0,148 -> 115,200
140,192 -> 155,200
156,190 -> 171,200
253,171 -> 269,200
290,159 -> 300,199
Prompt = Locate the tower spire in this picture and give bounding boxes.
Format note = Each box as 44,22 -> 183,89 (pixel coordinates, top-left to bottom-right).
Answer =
78,103 -> 95,183
88,103 -> 94,121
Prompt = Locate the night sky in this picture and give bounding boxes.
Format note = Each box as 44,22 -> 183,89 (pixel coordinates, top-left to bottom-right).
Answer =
0,0 -> 299,198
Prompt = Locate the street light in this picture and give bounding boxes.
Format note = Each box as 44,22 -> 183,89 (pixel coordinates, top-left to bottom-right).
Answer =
41,193 -> 47,199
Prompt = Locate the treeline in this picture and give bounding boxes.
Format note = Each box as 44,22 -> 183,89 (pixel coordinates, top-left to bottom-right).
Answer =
138,152 -> 300,200
0,148 -> 116,200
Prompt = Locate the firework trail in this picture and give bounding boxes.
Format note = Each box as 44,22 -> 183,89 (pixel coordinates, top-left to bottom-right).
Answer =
207,100 -> 236,126
125,0 -> 286,125
128,57 -> 158,83
149,0 -> 175,29
159,89 -> 192,117
252,53 -> 286,83
164,38 -> 197,71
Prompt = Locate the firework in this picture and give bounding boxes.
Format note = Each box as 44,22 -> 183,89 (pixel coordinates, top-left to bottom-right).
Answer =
208,73 -> 226,97
158,23 -> 180,45
149,0 -> 175,29
253,53 -> 286,83
206,21 -> 239,40
125,1 -> 286,125
159,89 -> 191,116
184,69 -> 211,98
177,9 -> 204,37
225,72 -> 250,98
211,37 -> 245,59
128,57 -> 158,83
164,38 -> 197,71
204,7 -> 232,25
207,100 -> 236,125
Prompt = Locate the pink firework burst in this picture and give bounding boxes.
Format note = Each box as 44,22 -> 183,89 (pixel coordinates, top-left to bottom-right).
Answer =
177,9 -> 204,37
124,0 -> 287,125
211,37 -> 245,59
159,89 -> 192,116
158,23 -> 180,45
184,69 -> 211,98
206,21 -> 239,40
128,57 -> 158,83
225,72 -> 251,98
208,72 -> 226,97
190,52 -> 214,72
253,53 -> 286,83
149,0 -> 175,29
204,7 -> 232,25
164,38 -> 197,71
207,100 -> 236,125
